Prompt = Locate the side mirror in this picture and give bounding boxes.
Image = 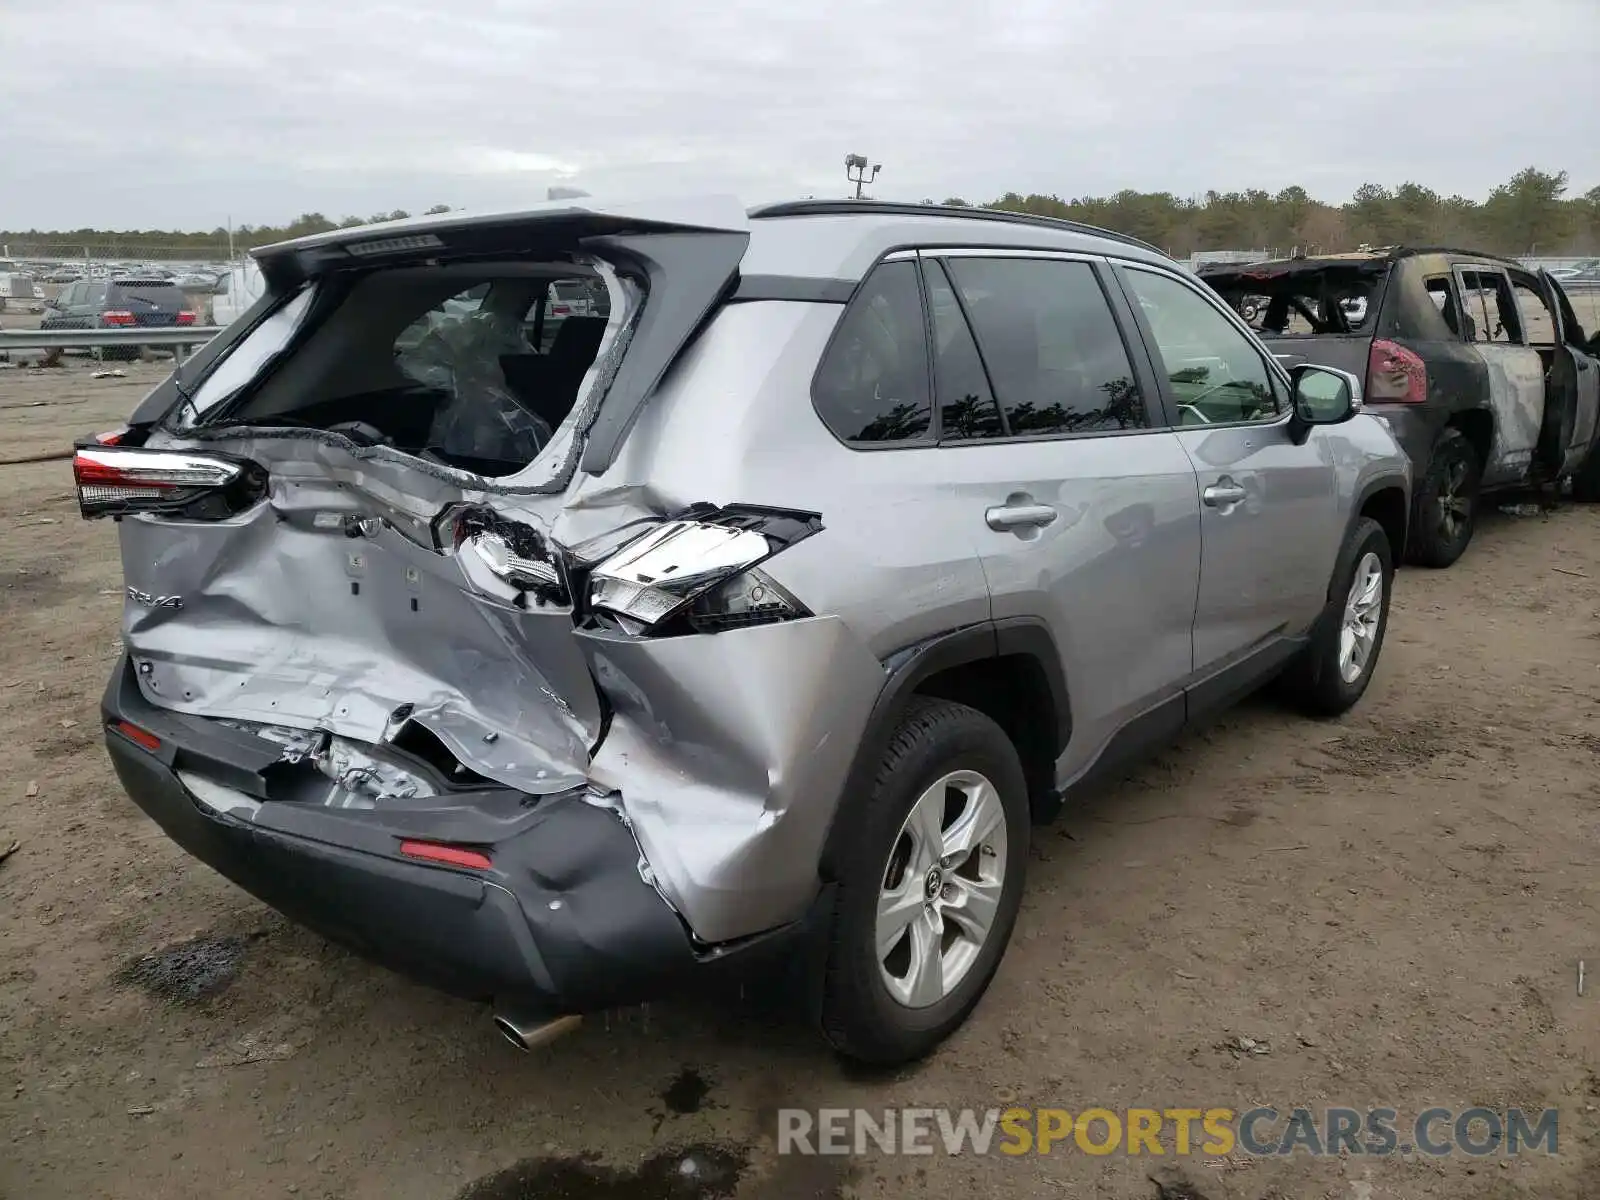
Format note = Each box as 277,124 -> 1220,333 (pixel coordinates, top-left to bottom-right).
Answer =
1289,364 -> 1360,442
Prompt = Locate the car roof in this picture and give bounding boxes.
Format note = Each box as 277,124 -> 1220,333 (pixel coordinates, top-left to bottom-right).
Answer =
253,193 -> 1182,284
741,199 -> 1176,280
1201,246 -> 1537,278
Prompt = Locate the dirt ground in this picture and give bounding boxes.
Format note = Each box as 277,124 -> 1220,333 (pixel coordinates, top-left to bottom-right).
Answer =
0,361 -> 1597,1200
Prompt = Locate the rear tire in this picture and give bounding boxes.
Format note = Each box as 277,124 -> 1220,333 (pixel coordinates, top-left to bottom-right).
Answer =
1278,516 -> 1393,717
1570,444 -> 1600,503
1408,428 -> 1480,567
820,698 -> 1029,1066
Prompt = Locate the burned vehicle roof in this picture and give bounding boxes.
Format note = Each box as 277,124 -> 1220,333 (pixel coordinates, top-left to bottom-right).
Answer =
1197,246 -> 1534,283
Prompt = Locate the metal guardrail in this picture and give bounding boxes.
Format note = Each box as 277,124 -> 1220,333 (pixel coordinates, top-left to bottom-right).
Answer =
0,326 -> 222,363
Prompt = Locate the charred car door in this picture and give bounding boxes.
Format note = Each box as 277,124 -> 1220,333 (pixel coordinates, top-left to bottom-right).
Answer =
1538,270 -> 1600,476
1454,264 -> 1544,486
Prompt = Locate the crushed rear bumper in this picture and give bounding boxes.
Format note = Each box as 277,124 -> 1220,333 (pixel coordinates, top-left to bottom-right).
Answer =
101,656 -> 798,1012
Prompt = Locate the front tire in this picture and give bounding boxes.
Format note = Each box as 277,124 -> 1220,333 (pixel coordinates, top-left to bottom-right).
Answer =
1278,516 -> 1393,717
1408,427 -> 1480,567
820,698 -> 1029,1066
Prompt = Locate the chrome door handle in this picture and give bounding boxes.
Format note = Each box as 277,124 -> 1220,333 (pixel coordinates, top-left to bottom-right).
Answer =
985,504 -> 1058,531
1202,482 -> 1248,507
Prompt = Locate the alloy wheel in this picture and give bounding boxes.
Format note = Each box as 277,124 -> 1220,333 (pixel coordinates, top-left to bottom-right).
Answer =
1339,551 -> 1384,684
1436,458 -> 1471,541
875,770 -> 1008,1009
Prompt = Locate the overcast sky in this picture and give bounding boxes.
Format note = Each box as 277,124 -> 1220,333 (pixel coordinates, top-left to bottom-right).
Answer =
3,0 -> 1596,231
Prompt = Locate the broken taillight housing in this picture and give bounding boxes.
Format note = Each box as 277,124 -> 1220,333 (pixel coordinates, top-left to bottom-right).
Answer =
1367,339 -> 1427,403
588,505 -> 820,635
447,507 -> 569,605
72,446 -> 260,520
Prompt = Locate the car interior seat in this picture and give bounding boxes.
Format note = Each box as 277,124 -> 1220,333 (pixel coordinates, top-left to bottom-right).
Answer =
499,316 -> 609,431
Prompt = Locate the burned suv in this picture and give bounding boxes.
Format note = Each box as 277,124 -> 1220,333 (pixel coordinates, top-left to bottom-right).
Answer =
80,199 -> 1409,1064
1200,250 -> 1600,566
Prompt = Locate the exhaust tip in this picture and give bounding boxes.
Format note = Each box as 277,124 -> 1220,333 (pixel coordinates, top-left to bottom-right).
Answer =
494,1010 -> 582,1051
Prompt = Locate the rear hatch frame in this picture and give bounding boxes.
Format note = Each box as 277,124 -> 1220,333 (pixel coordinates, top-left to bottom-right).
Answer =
98,198 -> 755,802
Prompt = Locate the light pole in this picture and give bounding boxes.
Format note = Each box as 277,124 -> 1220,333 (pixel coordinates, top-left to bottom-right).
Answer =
845,153 -> 882,200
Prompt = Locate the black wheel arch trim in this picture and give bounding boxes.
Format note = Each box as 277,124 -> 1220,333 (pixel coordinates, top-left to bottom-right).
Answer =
1350,473 -> 1410,573
818,618 -> 1070,878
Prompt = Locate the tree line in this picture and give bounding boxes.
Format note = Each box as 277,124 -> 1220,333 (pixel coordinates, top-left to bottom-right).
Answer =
0,206 -> 457,261
947,168 -> 1598,259
4,168 -> 1597,262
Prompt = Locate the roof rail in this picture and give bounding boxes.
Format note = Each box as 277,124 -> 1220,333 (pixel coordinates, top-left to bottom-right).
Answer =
748,199 -> 1163,256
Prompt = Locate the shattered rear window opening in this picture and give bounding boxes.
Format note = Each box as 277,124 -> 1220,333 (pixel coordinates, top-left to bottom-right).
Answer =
181,259 -> 636,481
1204,263 -> 1387,337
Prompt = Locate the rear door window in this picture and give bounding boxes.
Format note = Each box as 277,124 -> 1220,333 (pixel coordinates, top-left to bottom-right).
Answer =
812,260 -> 934,444
1425,275 -> 1464,337
1510,278 -> 1557,345
1457,269 -> 1522,344
920,260 -> 1004,441
942,256 -> 1148,435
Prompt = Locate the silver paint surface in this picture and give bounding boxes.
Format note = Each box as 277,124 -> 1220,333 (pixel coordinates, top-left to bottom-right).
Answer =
117,205 -> 1411,947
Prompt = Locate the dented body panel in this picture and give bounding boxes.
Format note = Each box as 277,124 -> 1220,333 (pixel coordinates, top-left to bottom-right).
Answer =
118,485 -> 598,796
581,618 -> 884,942
92,196 -> 1416,1024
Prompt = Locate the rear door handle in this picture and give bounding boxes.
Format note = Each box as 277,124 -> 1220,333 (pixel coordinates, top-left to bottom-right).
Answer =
985,504 -> 1058,531
1202,481 -> 1248,508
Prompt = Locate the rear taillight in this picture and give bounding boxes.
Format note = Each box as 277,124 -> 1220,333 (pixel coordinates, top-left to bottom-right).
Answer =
552,304 -> 570,316
176,311 -> 196,325
586,505 -> 821,635
101,310 -> 136,326
1367,339 -> 1427,403
72,446 -> 248,519
448,507 -> 569,605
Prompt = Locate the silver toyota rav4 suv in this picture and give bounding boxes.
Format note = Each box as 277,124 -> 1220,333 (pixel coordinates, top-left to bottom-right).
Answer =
79,197 -> 1409,1064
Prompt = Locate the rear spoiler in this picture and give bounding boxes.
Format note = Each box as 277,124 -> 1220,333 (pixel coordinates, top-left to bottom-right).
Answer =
250,195 -> 751,290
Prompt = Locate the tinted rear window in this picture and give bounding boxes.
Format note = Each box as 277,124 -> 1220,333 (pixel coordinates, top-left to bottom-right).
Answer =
107,281 -> 184,310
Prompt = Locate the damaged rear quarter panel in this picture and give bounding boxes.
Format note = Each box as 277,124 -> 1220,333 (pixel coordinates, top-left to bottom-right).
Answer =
563,302 -> 995,942
579,616 -> 885,944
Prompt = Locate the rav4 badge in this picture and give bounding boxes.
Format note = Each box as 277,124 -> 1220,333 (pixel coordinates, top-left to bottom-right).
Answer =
126,586 -> 183,610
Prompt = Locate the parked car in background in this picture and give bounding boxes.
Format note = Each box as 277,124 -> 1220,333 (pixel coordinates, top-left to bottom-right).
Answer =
1548,258 -> 1599,282
209,260 -> 265,326
1558,265 -> 1600,289
41,276 -> 196,359
0,270 -> 43,313
77,198 -> 1408,1065
1200,250 -> 1600,566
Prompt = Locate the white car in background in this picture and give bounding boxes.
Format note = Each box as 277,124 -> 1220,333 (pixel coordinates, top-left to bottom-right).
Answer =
1548,259 -> 1599,281
210,260 -> 265,326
